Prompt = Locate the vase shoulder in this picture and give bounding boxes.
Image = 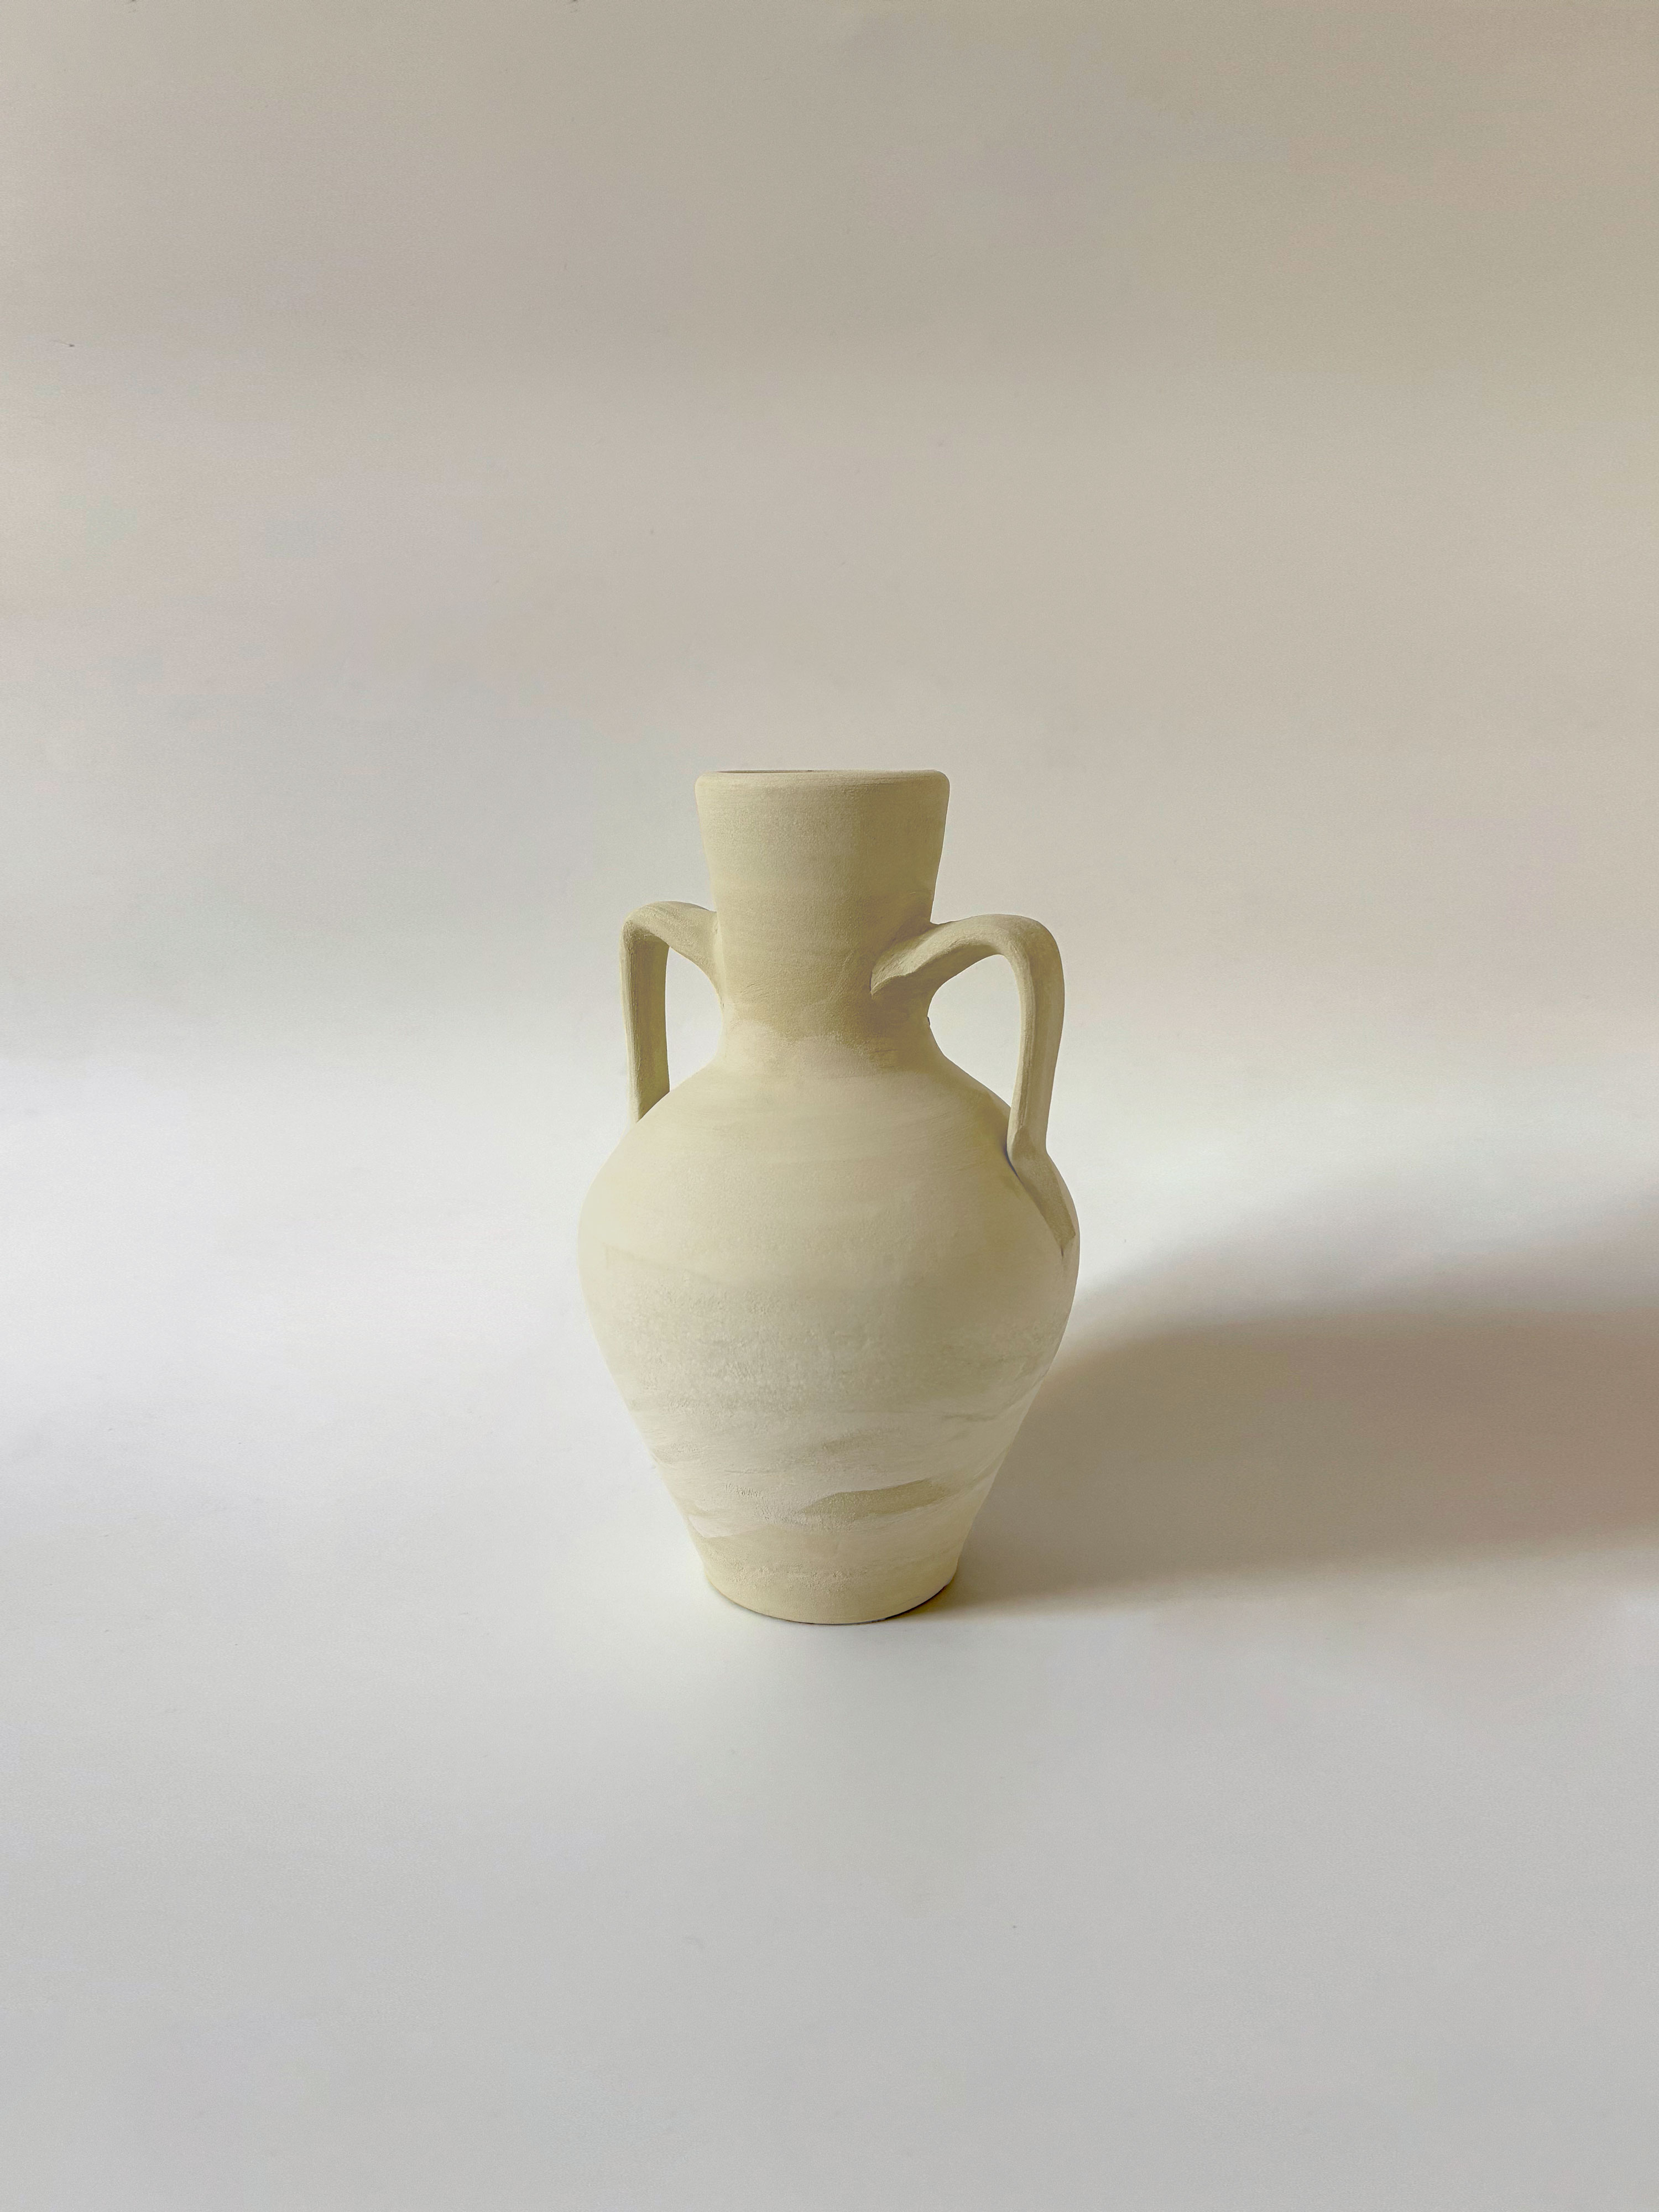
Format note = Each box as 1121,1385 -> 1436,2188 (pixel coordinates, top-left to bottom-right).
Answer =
582,1051 -> 1058,1285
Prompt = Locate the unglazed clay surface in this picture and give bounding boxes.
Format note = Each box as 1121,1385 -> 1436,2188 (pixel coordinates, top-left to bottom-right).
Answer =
579,770 -> 1078,1623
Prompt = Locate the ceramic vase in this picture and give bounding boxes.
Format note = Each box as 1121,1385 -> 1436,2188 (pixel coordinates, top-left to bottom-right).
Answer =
579,769 -> 1078,1623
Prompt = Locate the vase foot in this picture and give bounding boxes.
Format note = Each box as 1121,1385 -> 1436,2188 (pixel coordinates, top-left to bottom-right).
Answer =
700,1549 -> 961,1626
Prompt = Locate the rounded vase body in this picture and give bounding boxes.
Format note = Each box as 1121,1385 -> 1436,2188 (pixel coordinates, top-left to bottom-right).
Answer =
579,770 -> 1078,1624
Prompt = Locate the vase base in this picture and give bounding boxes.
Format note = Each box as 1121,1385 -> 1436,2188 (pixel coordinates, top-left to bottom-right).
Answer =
701,1550 -> 961,1626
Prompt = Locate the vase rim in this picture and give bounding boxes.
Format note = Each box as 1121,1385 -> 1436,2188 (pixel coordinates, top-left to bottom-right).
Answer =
698,767 -> 946,785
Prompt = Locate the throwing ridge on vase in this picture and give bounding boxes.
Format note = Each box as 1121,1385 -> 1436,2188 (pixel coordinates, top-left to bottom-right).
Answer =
579,769 -> 1079,1624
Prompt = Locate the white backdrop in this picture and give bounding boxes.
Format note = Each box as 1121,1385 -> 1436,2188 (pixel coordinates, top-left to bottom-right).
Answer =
6,4 -> 1659,2205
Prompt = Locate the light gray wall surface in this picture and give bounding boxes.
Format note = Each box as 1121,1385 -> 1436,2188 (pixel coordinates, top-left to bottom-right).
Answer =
5,6 -> 1658,2205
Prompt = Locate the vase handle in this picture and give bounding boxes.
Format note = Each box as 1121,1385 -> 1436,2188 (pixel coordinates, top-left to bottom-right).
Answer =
619,901 -> 718,1121
872,914 -> 1078,1261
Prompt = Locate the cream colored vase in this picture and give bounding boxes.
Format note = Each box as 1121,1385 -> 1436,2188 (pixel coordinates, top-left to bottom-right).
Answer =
579,769 -> 1078,1624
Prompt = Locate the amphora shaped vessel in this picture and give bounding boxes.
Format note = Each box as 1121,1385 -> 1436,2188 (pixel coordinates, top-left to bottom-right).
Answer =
579,769 -> 1077,1623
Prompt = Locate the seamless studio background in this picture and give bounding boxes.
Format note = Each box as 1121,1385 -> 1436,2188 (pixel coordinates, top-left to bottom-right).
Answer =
4,4 -> 1659,2207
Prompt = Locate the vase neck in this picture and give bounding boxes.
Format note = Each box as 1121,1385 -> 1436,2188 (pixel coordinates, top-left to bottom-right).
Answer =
696,769 -> 948,1044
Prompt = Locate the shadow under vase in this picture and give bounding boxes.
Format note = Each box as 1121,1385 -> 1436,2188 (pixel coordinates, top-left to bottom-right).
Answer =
939,1298 -> 1659,1611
